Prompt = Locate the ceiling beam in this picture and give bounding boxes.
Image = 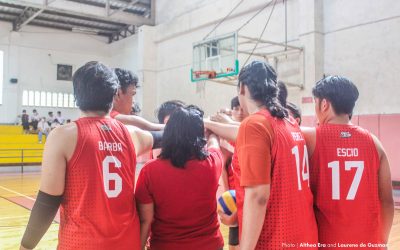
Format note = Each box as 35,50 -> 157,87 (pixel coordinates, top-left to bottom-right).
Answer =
111,0 -> 149,9
65,0 -> 146,15
105,0 -> 110,16
108,0 -> 139,16
150,0 -> 154,23
0,0 -> 154,26
12,0 -> 57,31
108,24 -> 135,43
34,16 -> 119,32
43,10 -> 126,27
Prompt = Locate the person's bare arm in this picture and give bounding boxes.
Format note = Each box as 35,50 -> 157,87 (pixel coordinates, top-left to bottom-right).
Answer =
240,184 -> 270,250
20,125 -> 76,250
39,127 -> 70,195
300,126 -> 316,157
211,113 -> 240,125
207,133 -> 220,150
116,114 -> 164,131
137,203 -> 154,250
204,119 -> 239,142
219,146 -> 232,192
372,135 -> 394,243
126,125 -> 154,157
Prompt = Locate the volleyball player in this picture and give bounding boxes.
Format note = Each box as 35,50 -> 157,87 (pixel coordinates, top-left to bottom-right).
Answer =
303,76 -> 394,249
235,61 -> 317,249
20,62 -> 158,250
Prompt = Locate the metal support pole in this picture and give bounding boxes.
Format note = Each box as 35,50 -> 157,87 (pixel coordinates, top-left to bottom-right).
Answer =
21,149 -> 24,173
284,0 -> 287,51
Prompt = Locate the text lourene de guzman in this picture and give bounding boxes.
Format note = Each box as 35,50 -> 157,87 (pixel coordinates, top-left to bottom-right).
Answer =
282,242 -> 388,248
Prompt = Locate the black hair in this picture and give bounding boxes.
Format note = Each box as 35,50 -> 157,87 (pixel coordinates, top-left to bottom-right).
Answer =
238,61 -> 287,118
155,100 -> 185,123
277,81 -> 288,108
114,68 -> 138,93
312,75 -> 359,116
57,111 -> 61,115
33,109 -> 37,112
73,61 -> 119,113
230,96 -> 240,109
287,102 -> 302,125
159,106 -> 208,168
132,103 -> 141,114
22,110 -> 26,113
48,112 -> 53,115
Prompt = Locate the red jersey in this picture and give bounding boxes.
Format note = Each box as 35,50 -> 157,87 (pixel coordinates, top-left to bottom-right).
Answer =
58,117 -> 140,250
227,162 -> 235,190
227,141 -> 236,190
110,110 -> 120,118
233,111 -> 318,249
310,124 -> 383,249
135,148 -> 224,250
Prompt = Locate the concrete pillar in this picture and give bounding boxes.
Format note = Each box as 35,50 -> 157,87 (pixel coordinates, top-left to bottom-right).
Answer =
137,25 -> 157,120
298,0 -> 324,115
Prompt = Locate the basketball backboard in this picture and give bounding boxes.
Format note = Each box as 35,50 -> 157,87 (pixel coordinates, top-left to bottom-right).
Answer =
191,32 -> 239,82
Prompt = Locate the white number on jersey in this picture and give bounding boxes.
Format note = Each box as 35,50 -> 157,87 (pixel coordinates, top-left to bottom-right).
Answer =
291,145 -> 310,191
102,156 -> 122,198
328,160 -> 364,200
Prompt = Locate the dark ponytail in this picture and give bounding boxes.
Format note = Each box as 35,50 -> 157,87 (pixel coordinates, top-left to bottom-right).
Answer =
238,61 -> 288,118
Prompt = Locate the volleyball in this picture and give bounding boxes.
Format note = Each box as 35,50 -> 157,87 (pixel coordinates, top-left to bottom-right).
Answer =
217,190 -> 237,215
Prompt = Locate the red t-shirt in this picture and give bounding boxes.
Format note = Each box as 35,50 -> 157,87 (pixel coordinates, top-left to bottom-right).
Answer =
233,110 -> 318,249
135,148 -> 224,250
58,117 -> 140,250
310,124 -> 382,249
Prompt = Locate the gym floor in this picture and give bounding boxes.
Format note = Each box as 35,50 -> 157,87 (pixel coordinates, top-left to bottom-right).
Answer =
0,172 -> 398,250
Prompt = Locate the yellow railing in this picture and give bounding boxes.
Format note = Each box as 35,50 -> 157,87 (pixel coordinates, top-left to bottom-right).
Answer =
0,148 -> 43,172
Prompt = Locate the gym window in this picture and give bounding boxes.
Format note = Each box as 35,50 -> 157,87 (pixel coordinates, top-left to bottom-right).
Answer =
22,89 -> 76,108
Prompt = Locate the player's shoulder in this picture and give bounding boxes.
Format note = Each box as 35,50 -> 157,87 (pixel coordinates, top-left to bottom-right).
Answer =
50,122 -> 77,140
45,123 -> 78,159
240,113 -> 270,131
301,126 -> 316,139
207,147 -> 223,162
140,158 -> 168,176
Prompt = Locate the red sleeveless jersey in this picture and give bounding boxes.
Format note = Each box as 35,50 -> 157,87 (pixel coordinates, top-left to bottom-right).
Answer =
58,117 -> 140,250
310,124 -> 383,249
110,110 -> 120,118
233,111 -> 318,249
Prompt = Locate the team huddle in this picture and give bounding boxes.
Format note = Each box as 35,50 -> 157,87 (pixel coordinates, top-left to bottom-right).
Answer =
19,60 -> 394,250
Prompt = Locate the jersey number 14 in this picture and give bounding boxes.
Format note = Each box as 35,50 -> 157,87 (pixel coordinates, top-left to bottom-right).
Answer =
291,145 -> 310,191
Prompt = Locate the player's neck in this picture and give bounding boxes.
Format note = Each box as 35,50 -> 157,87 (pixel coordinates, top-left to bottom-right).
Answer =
81,110 -> 109,118
247,100 -> 265,114
323,114 -> 352,125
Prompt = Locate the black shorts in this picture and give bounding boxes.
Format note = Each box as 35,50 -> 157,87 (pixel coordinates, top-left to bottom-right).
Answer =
229,226 -> 239,246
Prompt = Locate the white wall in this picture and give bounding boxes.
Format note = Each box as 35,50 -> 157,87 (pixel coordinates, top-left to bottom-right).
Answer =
1,0 -> 399,122
0,22 -> 142,123
150,0 -> 400,117
152,0 -> 303,116
323,0 -> 400,115
109,35 -> 144,115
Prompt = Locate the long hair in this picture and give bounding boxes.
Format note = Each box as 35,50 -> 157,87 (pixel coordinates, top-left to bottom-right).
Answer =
238,61 -> 287,118
159,106 -> 208,168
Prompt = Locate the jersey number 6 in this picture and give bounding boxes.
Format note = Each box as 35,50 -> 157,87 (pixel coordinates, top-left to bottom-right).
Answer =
102,156 -> 122,198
